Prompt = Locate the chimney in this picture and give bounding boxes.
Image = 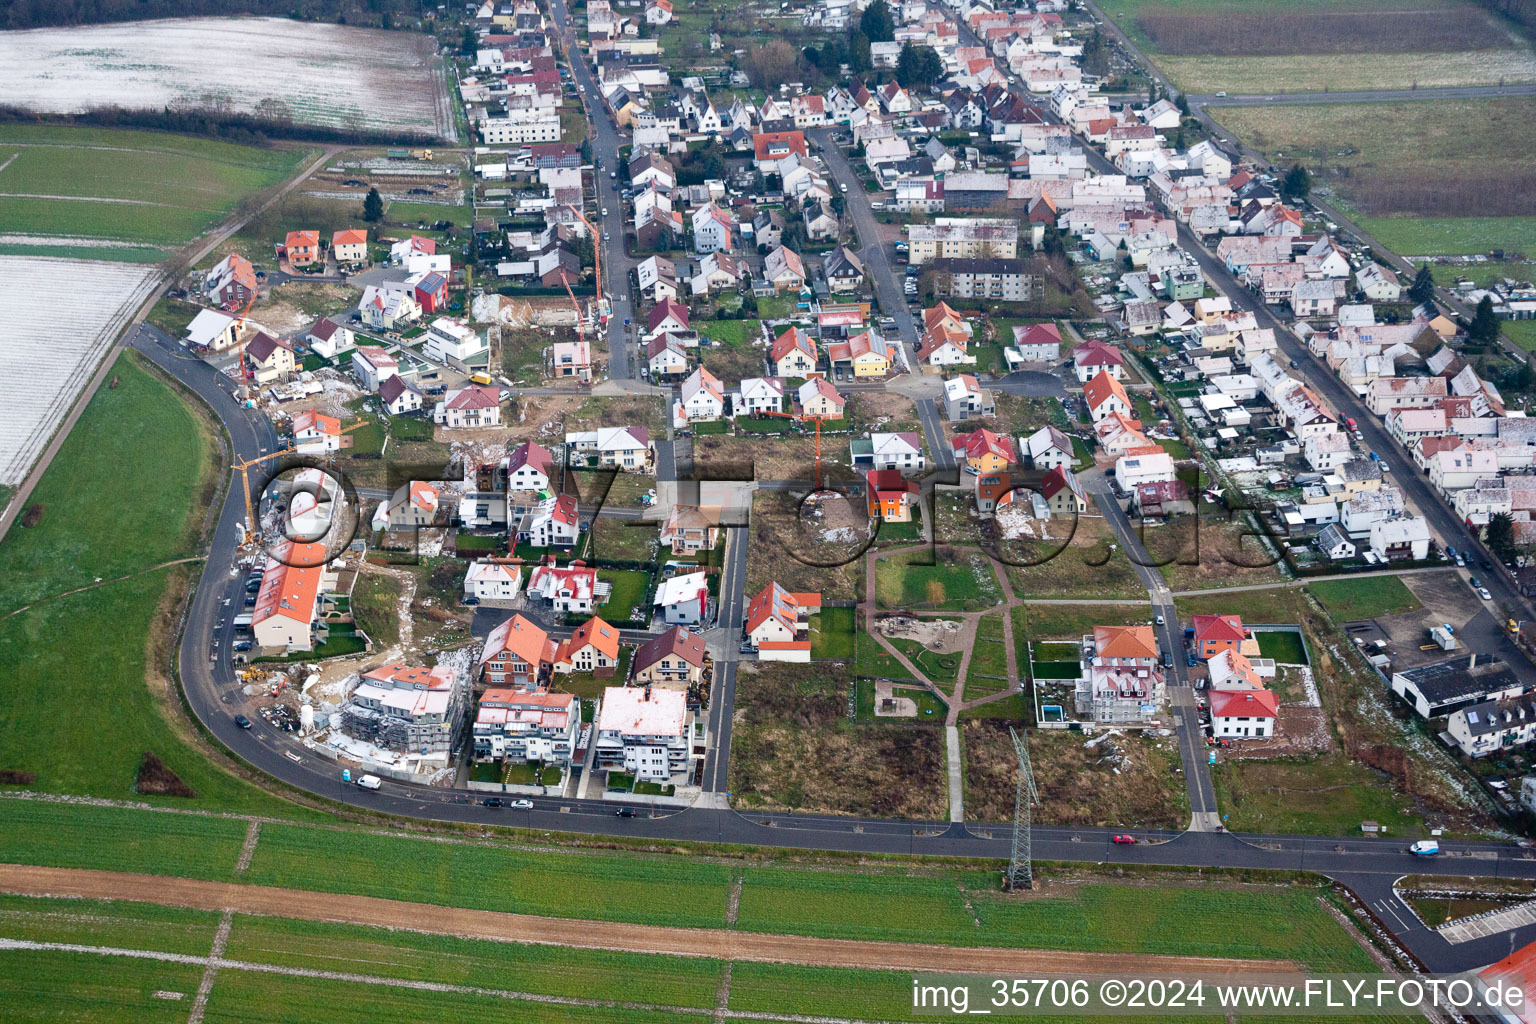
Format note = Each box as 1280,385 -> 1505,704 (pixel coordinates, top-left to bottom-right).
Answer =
644,682 -> 652,702
1469,652 -> 1477,670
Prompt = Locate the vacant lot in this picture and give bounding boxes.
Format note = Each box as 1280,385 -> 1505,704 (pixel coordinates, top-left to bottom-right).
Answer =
0,124 -> 309,252
1309,576 -> 1422,621
729,662 -> 947,818
746,490 -> 862,601
1156,517 -> 1289,592
0,17 -> 454,139
966,724 -> 1188,828
875,546 -> 1003,611
1140,7 -> 1511,56
1212,755 -> 1426,835
1002,515 -> 1147,600
1213,99 -> 1536,228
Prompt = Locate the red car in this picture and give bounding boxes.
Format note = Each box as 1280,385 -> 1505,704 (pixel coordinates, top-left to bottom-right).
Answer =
1112,834 -> 1138,845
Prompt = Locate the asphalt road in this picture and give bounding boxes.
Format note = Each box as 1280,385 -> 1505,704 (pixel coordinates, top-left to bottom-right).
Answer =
547,0 -> 634,381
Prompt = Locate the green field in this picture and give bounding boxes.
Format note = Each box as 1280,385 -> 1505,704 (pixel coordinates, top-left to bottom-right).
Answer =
594,568 -> 651,622
699,318 -> 763,347
0,125 -> 310,252
0,355 -> 307,814
1212,755 -> 1427,836
875,548 -> 1003,610
1309,576 -> 1422,621
1253,629 -> 1308,664
1097,0 -> 1536,92
1356,216 -> 1536,258
1210,100 -> 1536,259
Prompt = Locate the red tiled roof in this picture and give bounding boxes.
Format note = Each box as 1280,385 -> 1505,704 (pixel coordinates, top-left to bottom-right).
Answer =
1210,688 -> 1278,719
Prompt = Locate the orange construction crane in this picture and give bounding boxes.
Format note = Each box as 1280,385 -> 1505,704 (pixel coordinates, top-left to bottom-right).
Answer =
759,409 -> 837,492
563,203 -> 607,321
231,419 -> 368,539
230,290 -> 258,398
558,269 -> 588,341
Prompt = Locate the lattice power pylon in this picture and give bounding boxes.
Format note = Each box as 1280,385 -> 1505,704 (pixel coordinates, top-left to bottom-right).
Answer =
1004,726 -> 1040,890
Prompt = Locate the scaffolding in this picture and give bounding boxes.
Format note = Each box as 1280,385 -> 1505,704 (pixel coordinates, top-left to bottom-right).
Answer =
1004,725 -> 1040,891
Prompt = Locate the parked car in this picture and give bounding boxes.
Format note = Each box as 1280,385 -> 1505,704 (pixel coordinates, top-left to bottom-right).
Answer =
233,714 -> 252,729
1480,587 -> 1493,601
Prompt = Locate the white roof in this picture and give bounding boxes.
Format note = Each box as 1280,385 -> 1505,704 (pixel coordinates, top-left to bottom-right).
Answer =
185,308 -> 236,345
596,686 -> 688,737
653,570 -> 708,606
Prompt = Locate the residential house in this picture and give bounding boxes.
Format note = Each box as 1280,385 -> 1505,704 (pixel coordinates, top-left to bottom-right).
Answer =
678,366 -> 727,423
763,245 -> 807,294
244,332 -> 295,385
647,334 -> 690,379
952,428 -> 1015,475
770,326 -> 819,377
284,230 -> 320,267
1370,517 -> 1431,561
803,202 -> 839,242
422,318 -> 488,370
1084,370 -> 1133,422
1115,449 -> 1176,490
1025,425 -> 1074,471
307,317 -> 355,359
352,346 -> 398,392
942,373 -> 994,420
435,385 -> 502,429
204,253 -> 258,307
250,540 -> 327,651
866,468 -> 921,522
332,228 -> 368,266
797,377 -> 846,419
1134,479 -> 1194,518
472,689 -> 580,765
378,374 -> 423,416
554,616 -> 622,677
631,625 -> 708,689
1040,465 -> 1086,516
565,426 -> 653,470
637,255 -> 679,302
292,411 -> 345,454
341,663 -> 464,755
1191,614 -> 1246,661
1077,624 -> 1164,723
516,493 -> 580,549
1209,689 -> 1278,739
851,432 -> 925,474
384,480 -> 441,531
691,202 -> 736,253
1073,340 -> 1124,382
1012,323 -> 1062,362
660,505 -> 722,555
646,298 -> 690,340
593,685 -> 694,781
464,558 -> 523,603
1357,263 -> 1401,302
654,571 -> 710,626
826,331 -> 891,378
359,283 -> 421,330
823,245 -> 866,293
523,557 -> 605,613
479,613 -> 555,688
745,582 -> 821,662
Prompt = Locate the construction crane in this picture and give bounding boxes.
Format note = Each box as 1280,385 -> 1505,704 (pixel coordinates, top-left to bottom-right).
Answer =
231,419 -> 368,541
563,203 -> 608,323
558,269 -> 589,341
759,408 -> 838,493
229,290 -> 259,401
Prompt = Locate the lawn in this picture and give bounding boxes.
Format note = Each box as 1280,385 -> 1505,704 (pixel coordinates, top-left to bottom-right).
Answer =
592,568 -> 651,623
588,519 -> 658,563
853,631 -> 918,680
1357,216 -> 1536,258
1253,629 -> 1308,664
1309,575 -> 1422,621
809,605 -> 855,658
1212,755 -> 1427,836
0,354 -> 309,814
698,318 -> 763,347
874,546 -> 1003,610
0,124 -> 310,250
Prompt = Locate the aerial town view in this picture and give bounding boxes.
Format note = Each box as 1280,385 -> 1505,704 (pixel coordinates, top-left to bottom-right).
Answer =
7,0 -> 1536,1019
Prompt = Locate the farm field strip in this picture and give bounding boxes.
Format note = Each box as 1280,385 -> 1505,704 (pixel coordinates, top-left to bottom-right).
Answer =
0,17 -> 454,140
0,257 -> 159,484
0,864 -> 1306,976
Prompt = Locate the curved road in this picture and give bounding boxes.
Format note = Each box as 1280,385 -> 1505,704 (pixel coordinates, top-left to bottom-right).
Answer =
130,321 -> 1536,975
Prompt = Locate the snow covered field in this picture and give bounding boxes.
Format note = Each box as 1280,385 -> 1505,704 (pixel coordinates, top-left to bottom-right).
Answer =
0,257 -> 159,484
0,17 -> 455,141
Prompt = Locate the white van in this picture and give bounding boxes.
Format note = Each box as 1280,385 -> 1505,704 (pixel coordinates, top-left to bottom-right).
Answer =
1408,840 -> 1439,856
355,774 -> 382,791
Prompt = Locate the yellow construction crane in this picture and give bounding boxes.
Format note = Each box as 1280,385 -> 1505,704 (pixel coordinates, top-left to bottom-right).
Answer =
232,418 -> 368,539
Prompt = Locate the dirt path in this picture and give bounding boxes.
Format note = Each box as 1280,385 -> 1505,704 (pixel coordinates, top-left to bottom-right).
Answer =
0,864 -> 1297,976
0,557 -> 204,622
